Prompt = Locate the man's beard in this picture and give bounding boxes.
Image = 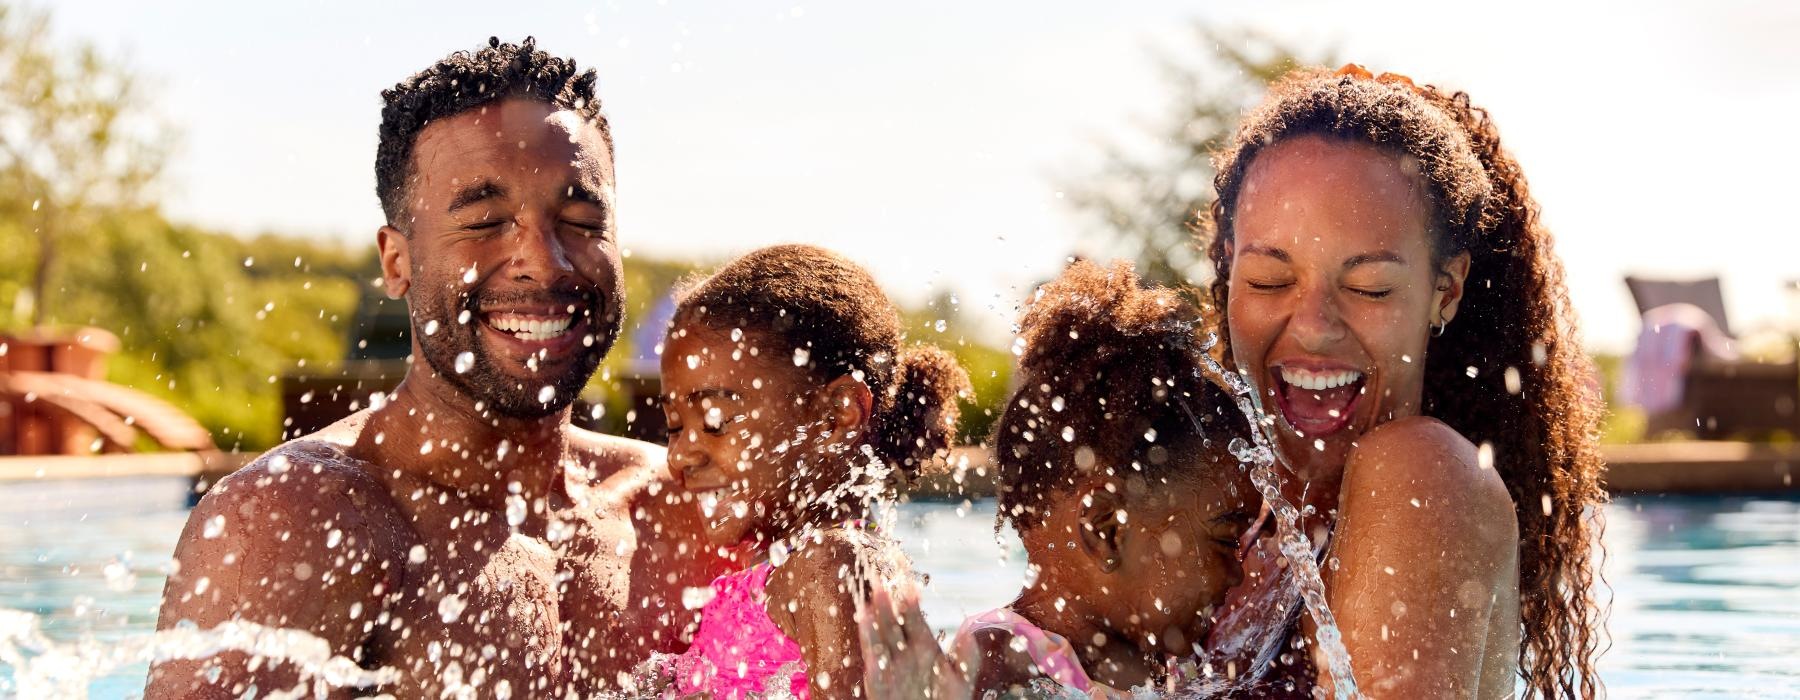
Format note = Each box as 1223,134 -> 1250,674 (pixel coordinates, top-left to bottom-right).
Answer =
411,283 -> 623,420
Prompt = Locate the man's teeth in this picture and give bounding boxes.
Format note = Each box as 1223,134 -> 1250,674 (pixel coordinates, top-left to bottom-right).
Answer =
1280,367 -> 1363,391
486,314 -> 574,341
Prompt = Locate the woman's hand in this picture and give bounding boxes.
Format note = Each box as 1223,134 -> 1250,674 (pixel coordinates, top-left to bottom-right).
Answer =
856,578 -> 972,700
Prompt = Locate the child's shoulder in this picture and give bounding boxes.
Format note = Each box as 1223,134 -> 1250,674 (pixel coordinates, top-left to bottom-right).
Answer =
765,525 -> 912,612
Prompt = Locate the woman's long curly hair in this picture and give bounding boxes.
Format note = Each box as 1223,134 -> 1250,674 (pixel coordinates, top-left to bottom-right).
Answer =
1201,67 -> 1608,698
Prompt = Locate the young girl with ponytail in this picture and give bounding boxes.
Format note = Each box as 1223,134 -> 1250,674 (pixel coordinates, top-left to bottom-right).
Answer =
657,244 -> 971,699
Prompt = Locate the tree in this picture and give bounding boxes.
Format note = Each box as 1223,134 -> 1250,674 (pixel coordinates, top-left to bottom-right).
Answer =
1062,26 -> 1333,288
0,2 -> 171,327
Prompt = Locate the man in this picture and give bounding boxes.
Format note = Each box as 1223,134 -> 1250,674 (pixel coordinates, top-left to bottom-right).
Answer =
147,38 -> 722,698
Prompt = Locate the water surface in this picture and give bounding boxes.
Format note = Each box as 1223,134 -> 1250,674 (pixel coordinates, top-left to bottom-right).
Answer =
3,477 -> 1795,697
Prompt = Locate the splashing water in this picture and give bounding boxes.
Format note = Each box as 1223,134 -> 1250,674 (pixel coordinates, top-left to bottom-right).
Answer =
0,609 -> 398,698
1190,332 -> 1360,699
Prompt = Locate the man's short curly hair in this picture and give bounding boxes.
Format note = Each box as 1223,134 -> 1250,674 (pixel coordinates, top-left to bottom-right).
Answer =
375,36 -> 612,227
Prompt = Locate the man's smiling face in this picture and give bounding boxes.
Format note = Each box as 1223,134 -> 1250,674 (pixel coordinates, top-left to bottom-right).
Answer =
379,96 -> 624,418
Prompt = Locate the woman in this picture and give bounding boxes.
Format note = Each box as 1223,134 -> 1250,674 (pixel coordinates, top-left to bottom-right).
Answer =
1200,65 -> 1607,698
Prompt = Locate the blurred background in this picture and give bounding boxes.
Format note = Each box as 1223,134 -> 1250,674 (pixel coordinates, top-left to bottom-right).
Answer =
3,2 -> 1799,696
3,0 -> 1798,451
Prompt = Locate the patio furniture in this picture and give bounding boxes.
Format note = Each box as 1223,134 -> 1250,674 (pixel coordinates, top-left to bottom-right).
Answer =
1625,276 -> 1800,439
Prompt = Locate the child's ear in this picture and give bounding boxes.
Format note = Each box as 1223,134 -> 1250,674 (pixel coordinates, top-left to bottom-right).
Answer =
1077,480 -> 1127,574
821,374 -> 874,436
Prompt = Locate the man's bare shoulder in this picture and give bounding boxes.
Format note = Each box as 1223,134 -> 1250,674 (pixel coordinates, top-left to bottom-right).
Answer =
150,437 -> 408,696
566,426 -> 674,496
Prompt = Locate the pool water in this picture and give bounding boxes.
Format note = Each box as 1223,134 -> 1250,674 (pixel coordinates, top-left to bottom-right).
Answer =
3,476 -> 1796,698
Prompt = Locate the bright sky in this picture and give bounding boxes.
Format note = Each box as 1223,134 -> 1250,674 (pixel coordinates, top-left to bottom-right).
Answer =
47,0 -> 1800,353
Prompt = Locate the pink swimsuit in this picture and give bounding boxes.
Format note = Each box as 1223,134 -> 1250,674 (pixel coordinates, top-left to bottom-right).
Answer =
953,608 -> 1131,699
671,562 -> 810,699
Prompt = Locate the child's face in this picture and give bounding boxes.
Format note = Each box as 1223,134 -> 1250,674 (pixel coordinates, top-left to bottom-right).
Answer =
660,322 -> 845,548
1026,457 -> 1255,658
1110,468 -> 1257,656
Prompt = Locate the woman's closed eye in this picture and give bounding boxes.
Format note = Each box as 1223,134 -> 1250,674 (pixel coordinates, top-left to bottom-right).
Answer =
1244,278 -> 1293,292
1346,286 -> 1393,299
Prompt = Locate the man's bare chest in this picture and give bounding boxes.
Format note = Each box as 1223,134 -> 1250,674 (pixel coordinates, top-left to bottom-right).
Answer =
370,504 -> 641,695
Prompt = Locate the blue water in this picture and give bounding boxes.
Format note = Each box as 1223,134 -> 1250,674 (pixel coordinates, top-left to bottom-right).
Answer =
2,476 -> 1796,698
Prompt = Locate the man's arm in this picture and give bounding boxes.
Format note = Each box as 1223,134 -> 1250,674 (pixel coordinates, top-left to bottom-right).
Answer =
146,449 -> 397,699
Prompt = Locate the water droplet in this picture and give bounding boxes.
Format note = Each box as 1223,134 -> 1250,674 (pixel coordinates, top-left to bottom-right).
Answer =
326,529 -> 343,548
462,265 -> 478,284
933,319 -> 947,332
1050,396 -> 1065,412
103,559 -> 136,592
538,385 -> 556,404
730,328 -> 744,342
202,515 -> 226,539
424,320 -> 440,336
792,347 -> 810,367
457,309 -> 472,325
268,454 -> 291,474
506,494 -> 527,529
409,545 -> 428,563
769,541 -> 790,567
1478,442 -> 1495,470
454,352 -> 475,374
1314,439 -> 1326,452
682,586 -> 716,610
685,354 -> 700,370
438,593 -> 466,622
1061,426 -> 1075,442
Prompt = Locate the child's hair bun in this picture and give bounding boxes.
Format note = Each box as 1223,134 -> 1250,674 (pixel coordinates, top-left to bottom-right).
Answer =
873,344 -> 972,476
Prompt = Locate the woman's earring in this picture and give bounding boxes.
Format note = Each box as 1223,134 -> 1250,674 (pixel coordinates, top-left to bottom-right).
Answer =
1432,310 -> 1449,337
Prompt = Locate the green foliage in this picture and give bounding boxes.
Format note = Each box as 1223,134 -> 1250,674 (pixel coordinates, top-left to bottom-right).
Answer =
901,291 -> 1011,443
1062,27 -> 1333,287
0,2 -> 171,324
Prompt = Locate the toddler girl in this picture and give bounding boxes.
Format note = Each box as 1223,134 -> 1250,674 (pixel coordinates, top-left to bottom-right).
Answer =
957,260 -> 1255,698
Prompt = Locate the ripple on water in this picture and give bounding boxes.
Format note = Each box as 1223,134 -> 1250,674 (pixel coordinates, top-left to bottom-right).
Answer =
2,479 -> 1797,696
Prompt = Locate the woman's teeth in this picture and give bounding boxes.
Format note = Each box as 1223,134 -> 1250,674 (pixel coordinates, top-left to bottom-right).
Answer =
1279,367 -> 1363,391
487,313 -> 574,341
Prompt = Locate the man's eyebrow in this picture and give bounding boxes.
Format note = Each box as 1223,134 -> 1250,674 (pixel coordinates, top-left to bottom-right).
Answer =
447,179 -> 507,214
1240,244 -> 1290,262
1343,250 -> 1407,269
564,182 -> 607,205
683,387 -> 742,404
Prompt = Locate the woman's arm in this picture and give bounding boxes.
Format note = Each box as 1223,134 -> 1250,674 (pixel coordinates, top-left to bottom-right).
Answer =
1319,416 -> 1518,699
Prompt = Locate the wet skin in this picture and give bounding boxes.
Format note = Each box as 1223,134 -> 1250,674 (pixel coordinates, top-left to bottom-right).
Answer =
660,322 -> 914,698
1211,134 -> 1519,697
973,451 -> 1255,694
147,98 -> 725,698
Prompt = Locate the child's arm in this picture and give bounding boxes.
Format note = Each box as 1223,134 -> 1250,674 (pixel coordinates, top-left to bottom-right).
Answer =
959,627 -> 1050,698
764,529 -> 872,699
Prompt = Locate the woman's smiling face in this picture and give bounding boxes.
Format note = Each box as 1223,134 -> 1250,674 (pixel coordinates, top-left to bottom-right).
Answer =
1226,134 -> 1467,472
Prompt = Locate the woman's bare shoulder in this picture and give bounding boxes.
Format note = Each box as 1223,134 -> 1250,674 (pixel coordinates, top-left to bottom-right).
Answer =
1344,416 -> 1513,531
